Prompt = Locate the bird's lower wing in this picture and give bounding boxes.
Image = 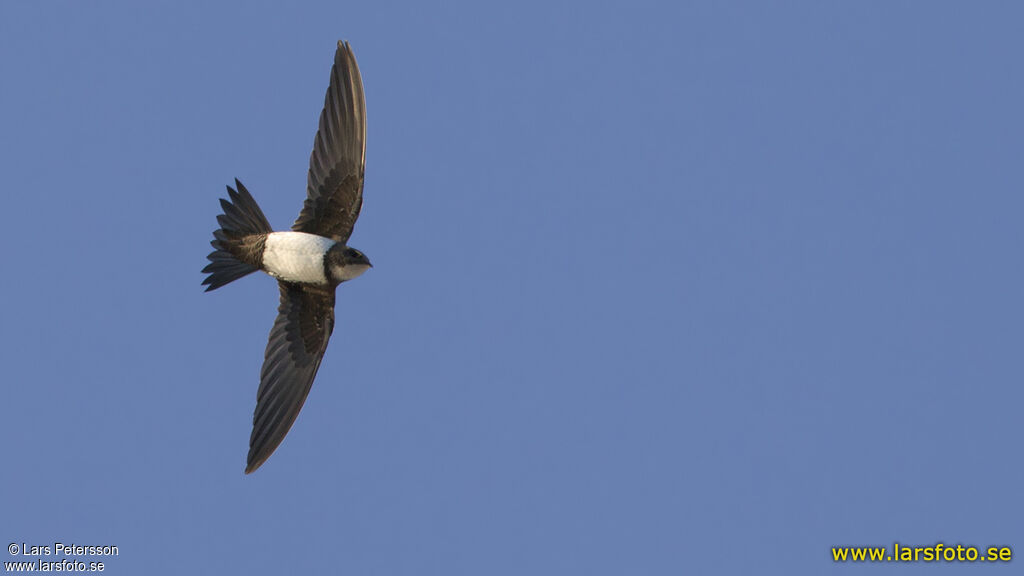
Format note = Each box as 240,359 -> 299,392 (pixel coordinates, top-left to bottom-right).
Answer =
246,282 -> 335,473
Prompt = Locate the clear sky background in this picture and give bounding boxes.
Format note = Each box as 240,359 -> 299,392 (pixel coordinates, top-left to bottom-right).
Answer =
1,1 -> 1021,574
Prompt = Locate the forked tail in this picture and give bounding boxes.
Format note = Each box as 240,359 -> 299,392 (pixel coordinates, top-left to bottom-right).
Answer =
202,179 -> 273,291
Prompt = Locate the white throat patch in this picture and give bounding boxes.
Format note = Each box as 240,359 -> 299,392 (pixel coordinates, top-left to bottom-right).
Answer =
331,262 -> 371,283
261,232 -> 336,284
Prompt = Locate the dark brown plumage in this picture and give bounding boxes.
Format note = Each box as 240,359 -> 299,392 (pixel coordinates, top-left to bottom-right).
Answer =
246,41 -> 366,473
201,180 -> 272,291
247,283 -> 335,473
202,41 -> 369,474
293,41 -> 367,244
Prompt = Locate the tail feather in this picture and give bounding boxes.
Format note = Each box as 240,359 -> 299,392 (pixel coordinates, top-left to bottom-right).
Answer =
202,179 -> 273,291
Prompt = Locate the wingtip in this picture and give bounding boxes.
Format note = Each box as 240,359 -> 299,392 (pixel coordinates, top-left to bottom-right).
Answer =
337,40 -> 356,62
245,454 -> 266,474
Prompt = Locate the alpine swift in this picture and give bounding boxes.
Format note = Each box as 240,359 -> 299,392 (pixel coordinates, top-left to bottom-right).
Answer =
202,41 -> 370,474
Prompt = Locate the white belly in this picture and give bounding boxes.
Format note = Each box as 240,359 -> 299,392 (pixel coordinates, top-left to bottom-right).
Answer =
261,232 -> 336,284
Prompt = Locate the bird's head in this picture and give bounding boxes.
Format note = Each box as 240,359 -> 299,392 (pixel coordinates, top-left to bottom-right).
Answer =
327,245 -> 372,283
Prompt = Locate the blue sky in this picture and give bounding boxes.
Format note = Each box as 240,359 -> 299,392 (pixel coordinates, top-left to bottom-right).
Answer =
1,1 -> 1021,574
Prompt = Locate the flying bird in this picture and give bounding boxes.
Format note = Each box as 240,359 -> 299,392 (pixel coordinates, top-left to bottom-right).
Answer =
202,41 -> 370,473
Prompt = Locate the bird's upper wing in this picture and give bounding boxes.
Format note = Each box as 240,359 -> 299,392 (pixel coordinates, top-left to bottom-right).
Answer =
292,40 -> 366,243
246,282 -> 336,473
